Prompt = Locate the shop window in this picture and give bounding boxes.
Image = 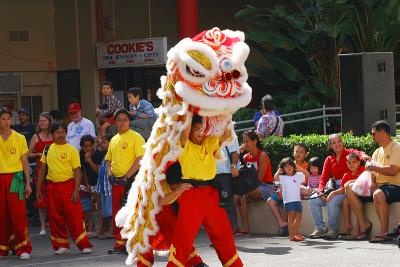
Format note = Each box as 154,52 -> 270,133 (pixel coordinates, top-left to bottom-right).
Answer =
21,96 -> 42,123
8,31 -> 29,41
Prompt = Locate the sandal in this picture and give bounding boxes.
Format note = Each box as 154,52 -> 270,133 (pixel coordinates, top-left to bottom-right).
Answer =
234,231 -> 250,237
98,233 -> 113,239
355,223 -> 372,241
339,233 -> 353,240
369,235 -> 393,243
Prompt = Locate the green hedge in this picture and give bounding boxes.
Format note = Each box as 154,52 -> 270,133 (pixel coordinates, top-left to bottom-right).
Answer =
262,133 -> 381,170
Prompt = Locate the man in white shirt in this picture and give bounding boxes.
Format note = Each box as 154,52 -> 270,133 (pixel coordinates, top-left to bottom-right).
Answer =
66,103 -> 96,150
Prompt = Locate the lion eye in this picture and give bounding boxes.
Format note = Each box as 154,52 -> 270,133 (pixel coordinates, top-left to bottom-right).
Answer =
220,58 -> 233,73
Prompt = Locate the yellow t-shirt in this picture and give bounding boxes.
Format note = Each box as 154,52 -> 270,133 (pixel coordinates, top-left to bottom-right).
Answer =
105,130 -> 145,177
0,130 -> 28,174
41,143 -> 81,182
372,140 -> 400,186
179,136 -> 220,181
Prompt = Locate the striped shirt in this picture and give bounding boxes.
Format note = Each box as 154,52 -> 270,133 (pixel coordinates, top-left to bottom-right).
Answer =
216,137 -> 240,174
129,99 -> 156,119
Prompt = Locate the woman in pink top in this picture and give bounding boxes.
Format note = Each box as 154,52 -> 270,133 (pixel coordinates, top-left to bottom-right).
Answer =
309,134 -> 369,240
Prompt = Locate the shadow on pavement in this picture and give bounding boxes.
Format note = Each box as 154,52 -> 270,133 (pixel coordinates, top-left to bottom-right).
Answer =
236,246 -> 292,255
300,240 -> 342,248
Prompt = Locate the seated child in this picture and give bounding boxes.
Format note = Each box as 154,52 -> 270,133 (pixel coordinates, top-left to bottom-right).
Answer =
127,87 -> 157,140
307,157 -> 323,189
97,81 -> 122,136
327,153 -> 364,240
274,157 -> 307,242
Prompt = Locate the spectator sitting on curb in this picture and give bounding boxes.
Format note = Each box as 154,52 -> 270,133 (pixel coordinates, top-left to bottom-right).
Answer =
346,120 -> 400,243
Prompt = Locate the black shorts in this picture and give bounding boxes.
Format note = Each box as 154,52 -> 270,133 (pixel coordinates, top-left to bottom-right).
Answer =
358,185 -> 400,204
379,185 -> 400,203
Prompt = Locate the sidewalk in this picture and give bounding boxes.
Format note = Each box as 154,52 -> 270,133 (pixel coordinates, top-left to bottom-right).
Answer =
1,227 -> 399,266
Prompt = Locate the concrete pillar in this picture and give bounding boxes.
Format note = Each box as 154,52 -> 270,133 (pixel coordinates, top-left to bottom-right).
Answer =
76,0 -> 99,121
177,0 -> 198,39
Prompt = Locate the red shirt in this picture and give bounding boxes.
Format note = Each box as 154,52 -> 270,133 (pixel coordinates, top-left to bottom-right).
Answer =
318,148 -> 364,192
244,150 -> 273,183
340,166 -> 365,187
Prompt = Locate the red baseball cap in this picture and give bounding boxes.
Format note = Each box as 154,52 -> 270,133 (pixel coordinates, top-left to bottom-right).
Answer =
67,103 -> 81,113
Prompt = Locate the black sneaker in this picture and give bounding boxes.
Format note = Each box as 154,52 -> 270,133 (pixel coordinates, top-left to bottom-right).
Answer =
278,225 -> 288,236
387,224 -> 400,238
108,248 -> 125,254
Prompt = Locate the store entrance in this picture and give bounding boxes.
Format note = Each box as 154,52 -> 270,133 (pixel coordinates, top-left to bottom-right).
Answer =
105,67 -> 166,107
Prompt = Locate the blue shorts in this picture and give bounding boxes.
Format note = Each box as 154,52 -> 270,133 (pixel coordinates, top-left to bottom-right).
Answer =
270,192 -> 283,205
284,201 -> 302,212
259,183 -> 274,200
101,194 -> 112,218
80,196 -> 93,212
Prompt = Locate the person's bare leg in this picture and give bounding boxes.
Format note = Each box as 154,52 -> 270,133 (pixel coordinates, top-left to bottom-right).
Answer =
346,188 -> 370,232
93,193 -> 103,236
287,211 -> 295,240
373,190 -> 390,235
267,198 -> 287,227
238,197 -> 250,233
39,208 -> 47,231
342,198 -> 353,232
293,212 -> 301,236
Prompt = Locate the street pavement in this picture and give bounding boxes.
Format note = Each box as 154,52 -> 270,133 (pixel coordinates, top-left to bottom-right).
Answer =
1,227 -> 400,267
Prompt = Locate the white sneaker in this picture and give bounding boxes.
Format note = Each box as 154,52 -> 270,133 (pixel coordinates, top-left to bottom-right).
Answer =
20,253 -> 31,260
54,247 -> 70,255
39,229 -> 46,236
81,248 -> 92,254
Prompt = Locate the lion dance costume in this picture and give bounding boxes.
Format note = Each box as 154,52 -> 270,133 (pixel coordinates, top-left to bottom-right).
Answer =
116,27 -> 252,265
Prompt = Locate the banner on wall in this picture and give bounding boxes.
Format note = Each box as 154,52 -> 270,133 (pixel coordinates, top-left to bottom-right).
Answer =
97,37 -> 167,68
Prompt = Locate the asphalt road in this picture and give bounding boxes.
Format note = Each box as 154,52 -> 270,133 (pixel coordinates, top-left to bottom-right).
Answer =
1,227 -> 400,267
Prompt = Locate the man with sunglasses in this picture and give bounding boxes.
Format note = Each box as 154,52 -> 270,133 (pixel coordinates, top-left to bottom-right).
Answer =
0,107 -> 32,260
347,120 -> 400,243
105,108 -> 145,254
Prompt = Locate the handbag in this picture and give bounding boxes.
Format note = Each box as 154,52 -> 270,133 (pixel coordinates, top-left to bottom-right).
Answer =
233,164 -> 261,195
323,177 -> 339,196
306,177 -> 338,200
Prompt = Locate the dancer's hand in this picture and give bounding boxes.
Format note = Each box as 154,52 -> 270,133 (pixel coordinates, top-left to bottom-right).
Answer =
177,183 -> 193,194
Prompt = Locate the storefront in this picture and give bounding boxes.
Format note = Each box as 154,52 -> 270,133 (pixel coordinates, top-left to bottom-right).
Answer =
96,37 -> 168,107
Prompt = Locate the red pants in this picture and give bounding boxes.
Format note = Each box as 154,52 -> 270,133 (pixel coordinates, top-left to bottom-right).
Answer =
0,173 -> 32,256
138,205 -> 203,267
112,184 -> 126,249
167,186 -> 242,267
47,180 -> 92,250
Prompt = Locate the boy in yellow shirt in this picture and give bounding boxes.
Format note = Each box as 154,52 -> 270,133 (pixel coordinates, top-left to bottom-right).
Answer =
37,122 -> 92,255
105,108 -> 145,254
0,107 -> 32,260
167,115 -> 243,267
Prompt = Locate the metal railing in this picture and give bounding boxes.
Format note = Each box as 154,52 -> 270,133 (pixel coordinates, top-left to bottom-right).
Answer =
235,105 -> 342,135
236,104 -> 400,134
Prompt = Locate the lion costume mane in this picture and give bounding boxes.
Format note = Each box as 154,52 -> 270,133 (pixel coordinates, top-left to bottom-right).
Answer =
116,27 -> 252,264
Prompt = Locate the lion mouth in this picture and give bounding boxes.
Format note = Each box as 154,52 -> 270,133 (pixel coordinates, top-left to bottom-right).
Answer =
185,65 -> 205,78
